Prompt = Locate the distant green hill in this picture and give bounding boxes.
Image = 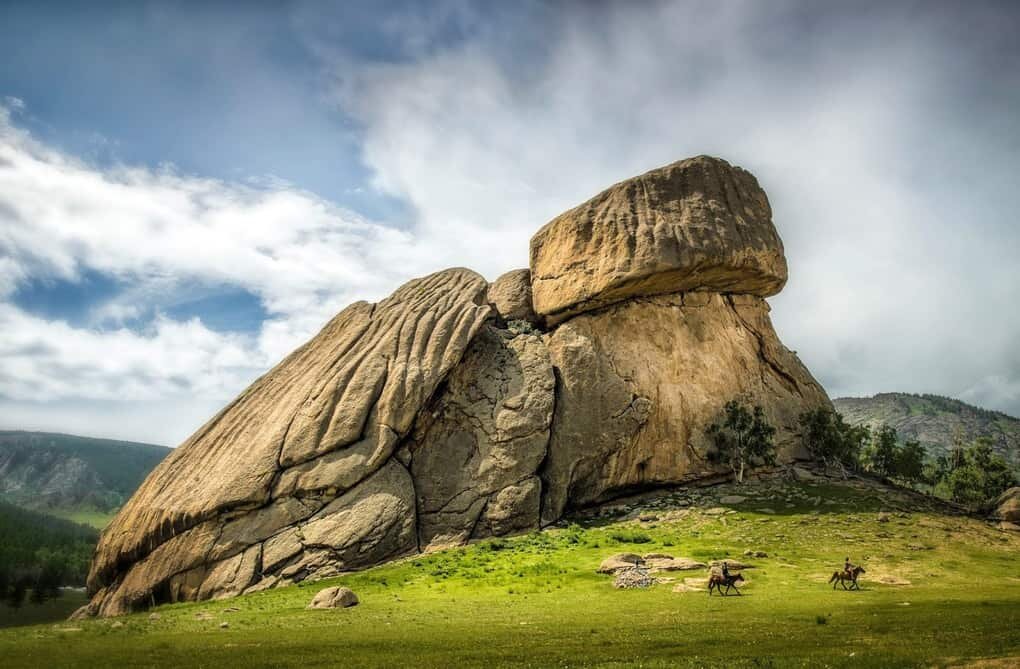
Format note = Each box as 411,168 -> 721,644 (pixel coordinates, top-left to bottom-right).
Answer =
0,431 -> 171,516
833,393 -> 1020,468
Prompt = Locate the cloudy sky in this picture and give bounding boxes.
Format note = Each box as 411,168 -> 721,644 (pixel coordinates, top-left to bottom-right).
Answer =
1,1 -> 1018,445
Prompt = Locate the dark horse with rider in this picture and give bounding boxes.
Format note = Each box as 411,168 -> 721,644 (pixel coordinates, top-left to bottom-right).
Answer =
709,557 -> 865,596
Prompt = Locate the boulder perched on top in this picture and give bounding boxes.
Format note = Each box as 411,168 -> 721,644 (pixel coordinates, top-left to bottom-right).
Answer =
78,155 -> 832,618
530,156 -> 787,325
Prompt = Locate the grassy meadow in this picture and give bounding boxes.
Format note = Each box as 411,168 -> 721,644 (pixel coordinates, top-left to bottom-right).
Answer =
46,509 -> 117,530
1,479 -> 1017,668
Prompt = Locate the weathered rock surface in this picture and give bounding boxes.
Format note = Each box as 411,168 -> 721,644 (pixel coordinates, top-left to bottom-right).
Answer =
597,553 -> 645,574
307,586 -> 359,609
539,292 -> 829,522
403,325 -> 554,550
80,155 -> 834,617
487,269 -> 539,325
992,487 -> 1020,523
85,268 -> 490,616
530,156 -> 787,325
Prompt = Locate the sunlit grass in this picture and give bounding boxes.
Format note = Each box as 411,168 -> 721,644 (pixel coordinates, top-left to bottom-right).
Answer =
1,481 -> 1017,668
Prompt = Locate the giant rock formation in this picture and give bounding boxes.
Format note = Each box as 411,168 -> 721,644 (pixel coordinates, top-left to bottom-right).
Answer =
79,155 -> 830,617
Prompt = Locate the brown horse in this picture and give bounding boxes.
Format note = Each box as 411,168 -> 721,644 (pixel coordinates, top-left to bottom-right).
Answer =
828,565 -> 866,590
708,572 -> 745,596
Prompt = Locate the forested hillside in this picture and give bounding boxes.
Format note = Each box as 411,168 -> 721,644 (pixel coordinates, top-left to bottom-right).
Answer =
0,500 -> 98,589
0,431 -> 171,513
834,393 -> 1020,469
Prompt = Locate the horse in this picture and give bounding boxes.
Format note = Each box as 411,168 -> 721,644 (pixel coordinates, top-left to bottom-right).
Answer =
828,565 -> 866,590
708,572 -> 745,596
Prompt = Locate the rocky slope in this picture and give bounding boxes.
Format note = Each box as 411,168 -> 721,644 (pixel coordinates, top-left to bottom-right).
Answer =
79,155 -> 831,617
0,432 -> 170,512
834,393 -> 1020,468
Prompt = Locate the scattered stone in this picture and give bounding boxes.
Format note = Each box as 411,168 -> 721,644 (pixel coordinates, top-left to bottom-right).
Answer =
307,586 -> 359,609
720,495 -> 746,505
613,567 -> 655,589
704,507 -> 727,516
757,508 -> 776,515
638,513 -> 659,522
148,613 -> 161,621
219,622 -> 229,629
110,621 -> 124,629
642,553 -> 674,560
877,512 -> 891,523
743,550 -> 768,558
194,612 -> 214,621
598,553 -> 645,574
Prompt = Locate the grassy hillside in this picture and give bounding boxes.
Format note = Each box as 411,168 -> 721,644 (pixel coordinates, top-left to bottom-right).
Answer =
1,475 -> 1017,668
834,393 -> 1020,468
0,431 -> 171,514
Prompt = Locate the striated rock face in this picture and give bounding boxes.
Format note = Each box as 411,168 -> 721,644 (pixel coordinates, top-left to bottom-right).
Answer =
83,268 -> 490,617
530,155 -> 787,325
80,155 -> 833,617
539,292 -> 829,523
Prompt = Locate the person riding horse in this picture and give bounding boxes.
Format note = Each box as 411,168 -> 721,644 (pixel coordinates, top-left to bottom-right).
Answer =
843,557 -> 854,580
722,561 -> 731,580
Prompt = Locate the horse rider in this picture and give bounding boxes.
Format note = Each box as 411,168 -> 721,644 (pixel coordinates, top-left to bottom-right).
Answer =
721,561 -> 731,580
843,556 -> 854,579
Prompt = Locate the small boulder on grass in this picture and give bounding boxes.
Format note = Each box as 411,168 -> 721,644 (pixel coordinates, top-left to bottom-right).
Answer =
308,586 -> 359,609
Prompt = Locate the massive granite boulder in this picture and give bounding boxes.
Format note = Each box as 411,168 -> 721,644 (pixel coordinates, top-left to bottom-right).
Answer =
538,292 -> 829,523
80,156 -> 831,617
530,155 -> 787,325
82,268 -> 490,617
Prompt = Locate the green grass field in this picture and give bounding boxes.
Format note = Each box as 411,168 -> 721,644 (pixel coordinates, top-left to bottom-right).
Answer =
2,479 -> 1017,668
46,509 -> 116,529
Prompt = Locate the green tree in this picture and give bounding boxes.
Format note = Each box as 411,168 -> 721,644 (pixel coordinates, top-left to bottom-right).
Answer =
798,408 -> 870,472
894,440 -> 926,485
867,425 -> 899,477
948,465 -> 986,506
944,437 -> 1017,508
707,400 -> 776,483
